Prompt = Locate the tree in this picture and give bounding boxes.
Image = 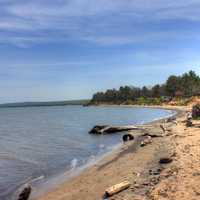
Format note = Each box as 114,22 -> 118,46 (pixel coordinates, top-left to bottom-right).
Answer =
141,86 -> 149,97
90,70 -> 200,104
181,71 -> 200,97
152,84 -> 161,98
165,75 -> 181,97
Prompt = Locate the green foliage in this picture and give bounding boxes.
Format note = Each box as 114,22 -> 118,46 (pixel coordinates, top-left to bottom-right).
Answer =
90,71 -> 200,105
165,75 -> 182,97
192,104 -> 200,119
137,97 -> 147,105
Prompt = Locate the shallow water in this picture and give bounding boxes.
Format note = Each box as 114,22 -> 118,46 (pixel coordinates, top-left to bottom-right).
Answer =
0,106 -> 174,199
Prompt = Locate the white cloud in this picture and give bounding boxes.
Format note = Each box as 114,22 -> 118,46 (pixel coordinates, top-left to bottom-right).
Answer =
0,0 -> 200,46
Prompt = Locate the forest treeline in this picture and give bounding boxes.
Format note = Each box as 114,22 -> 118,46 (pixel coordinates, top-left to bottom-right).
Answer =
90,71 -> 200,105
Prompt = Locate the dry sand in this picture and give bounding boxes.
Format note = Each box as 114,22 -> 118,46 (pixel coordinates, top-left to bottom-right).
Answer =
149,112 -> 200,200
35,106 -> 200,200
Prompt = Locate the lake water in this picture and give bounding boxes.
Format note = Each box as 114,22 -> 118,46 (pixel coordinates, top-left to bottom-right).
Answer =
0,106 -> 174,199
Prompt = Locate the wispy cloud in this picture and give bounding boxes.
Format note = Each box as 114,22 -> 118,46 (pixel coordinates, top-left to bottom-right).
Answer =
0,0 -> 200,46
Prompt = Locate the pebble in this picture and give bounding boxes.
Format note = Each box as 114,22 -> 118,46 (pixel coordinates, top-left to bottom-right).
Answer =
159,157 -> 173,164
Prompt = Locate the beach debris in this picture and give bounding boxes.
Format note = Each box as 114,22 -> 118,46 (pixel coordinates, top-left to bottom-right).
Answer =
173,121 -> 178,125
89,125 -> 138,134
143,177 -> 160,187
140,141 -> 146,147
140,136 -> 152,147
159,157 -> 173,164
149,168 -> 162,176
166,116 -> 176,123
149,177 -> 160,186
187,112 -> 193,120
122,133 -> 134,142
161,166 -> 179,178
192,171 -> 200,176
160,124 -> 166,133
18,185 -> 31,200
136,172 -> 141,177
186,120 -> 193,127
142,132 -> 163,138
133,183 -> 140,189
186,111 -> 193,127
104,181 -> 130,197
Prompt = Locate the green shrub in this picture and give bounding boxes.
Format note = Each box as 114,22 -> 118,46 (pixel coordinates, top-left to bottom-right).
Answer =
192,104 -> 200,119
137,97 -> 147,105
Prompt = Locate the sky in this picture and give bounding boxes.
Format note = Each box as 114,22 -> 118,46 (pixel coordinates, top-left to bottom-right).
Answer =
0,0 -> 200,103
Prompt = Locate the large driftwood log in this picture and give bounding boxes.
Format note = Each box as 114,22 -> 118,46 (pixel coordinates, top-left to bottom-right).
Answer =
18,185 -> 31,200
104,181 -> 130,197
89,125 -> 138,134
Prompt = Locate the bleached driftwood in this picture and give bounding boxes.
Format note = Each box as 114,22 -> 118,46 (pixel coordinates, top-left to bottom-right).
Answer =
104,181 -> 130,197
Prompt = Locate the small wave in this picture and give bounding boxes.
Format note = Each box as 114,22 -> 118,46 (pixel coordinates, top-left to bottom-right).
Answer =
0,152 -> 18,160
70,158 -> 78,169
30,175 -> 45,184
99,144 -> 105,149
0,152 -> 41,167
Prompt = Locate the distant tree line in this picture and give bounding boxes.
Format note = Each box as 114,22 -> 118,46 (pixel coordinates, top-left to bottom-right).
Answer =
90,71 -> 200,105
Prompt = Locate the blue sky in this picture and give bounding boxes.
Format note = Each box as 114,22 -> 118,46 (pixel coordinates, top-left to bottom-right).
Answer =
0,0 -> 200,103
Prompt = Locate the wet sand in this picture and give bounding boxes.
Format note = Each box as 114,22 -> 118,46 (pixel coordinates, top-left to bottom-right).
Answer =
34,106 -> 189,200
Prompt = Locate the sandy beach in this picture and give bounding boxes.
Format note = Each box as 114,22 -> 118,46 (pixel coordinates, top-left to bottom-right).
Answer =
34,106 -> 200,200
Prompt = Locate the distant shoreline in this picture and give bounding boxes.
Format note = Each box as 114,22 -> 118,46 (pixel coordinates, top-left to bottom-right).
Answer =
0,99 -> 90,108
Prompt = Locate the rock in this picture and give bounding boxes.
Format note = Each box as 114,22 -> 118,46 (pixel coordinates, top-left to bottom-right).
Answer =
186,120 -> 193,127
18,185 -> 31,200
122,134 -> 134,142
142,182 -> 150,186
133,183 -> 140,188
160,166 -> 179,178
159,157 -> 173,164
149,168 -> 162,176
140,136 -> 152,147
140,141 -> 145,147
193,172 -> 200,176
149,177 -> 160,185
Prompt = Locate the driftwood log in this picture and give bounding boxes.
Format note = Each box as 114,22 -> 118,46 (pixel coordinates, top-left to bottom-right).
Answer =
89,125 -> 138,134
141,133 -> 163,138
18,185 -> 31,200
104,181 -> 130,197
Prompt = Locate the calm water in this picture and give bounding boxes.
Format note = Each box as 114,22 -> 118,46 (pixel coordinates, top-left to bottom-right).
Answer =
0,106 -> 174,199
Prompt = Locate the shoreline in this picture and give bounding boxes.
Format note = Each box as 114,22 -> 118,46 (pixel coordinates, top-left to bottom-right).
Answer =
33,105 -> 184,200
